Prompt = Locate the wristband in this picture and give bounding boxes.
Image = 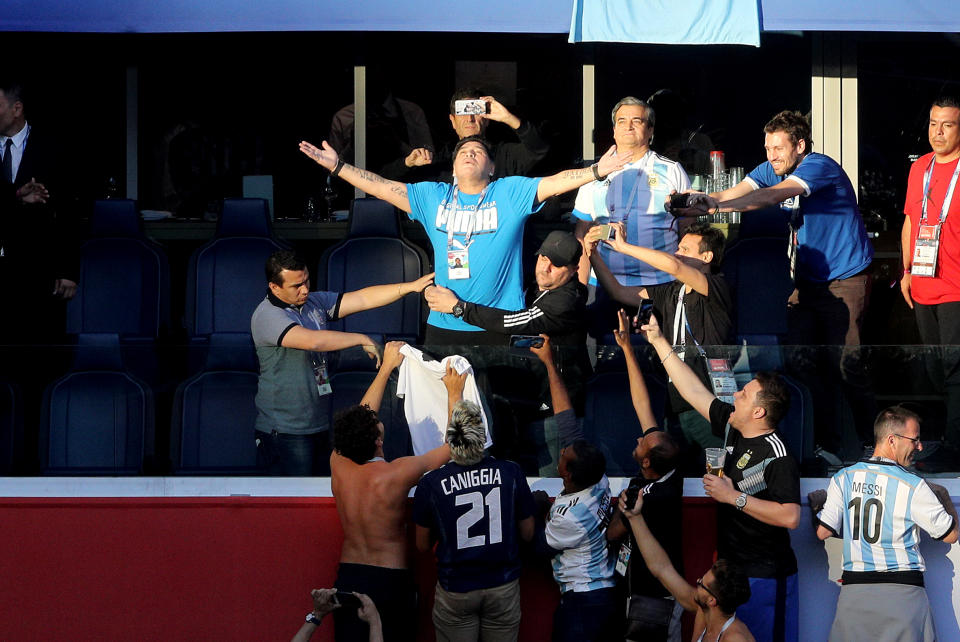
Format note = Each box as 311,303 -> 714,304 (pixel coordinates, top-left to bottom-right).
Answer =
592,164 -> 604,182
332,159 -> 345,177
661,350 -> 676,364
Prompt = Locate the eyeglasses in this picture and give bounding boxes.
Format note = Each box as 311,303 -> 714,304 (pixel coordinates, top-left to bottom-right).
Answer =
893,433 -> 921,445
696,577 -> 718,601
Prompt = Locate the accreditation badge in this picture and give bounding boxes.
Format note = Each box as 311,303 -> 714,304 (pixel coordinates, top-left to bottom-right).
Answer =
911,224 -> 941,277
615,539 -> 632,576
708,358 -> 737,405
312,357 -> 332,397
447,241 -> 470,280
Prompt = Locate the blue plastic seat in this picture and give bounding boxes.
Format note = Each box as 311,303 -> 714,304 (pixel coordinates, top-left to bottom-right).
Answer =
723,236 -> 793,344
39,334 -> 153,474
67,200 -> 171,338
185,198 -> 289,342
318,198 -> 428,343
582,368 -> 668,476
170,333 -> 259,474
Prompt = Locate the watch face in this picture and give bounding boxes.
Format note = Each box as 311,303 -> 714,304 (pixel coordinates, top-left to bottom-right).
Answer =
453,304 -> 464,318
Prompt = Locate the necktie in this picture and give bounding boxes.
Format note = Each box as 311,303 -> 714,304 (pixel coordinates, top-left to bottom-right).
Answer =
2,138 -> 12,184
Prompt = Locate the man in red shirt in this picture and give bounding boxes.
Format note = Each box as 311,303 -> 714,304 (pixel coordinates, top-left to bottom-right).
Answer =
901,95 -> 960,467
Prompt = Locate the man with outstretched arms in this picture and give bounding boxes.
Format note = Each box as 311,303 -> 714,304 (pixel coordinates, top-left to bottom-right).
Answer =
300,135 -> 630,345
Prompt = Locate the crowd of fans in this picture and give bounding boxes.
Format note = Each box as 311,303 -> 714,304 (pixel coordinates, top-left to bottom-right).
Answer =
5,76 -> 960,640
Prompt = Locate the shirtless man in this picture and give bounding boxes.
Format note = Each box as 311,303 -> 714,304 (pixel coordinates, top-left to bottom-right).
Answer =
330,340 -> 463,642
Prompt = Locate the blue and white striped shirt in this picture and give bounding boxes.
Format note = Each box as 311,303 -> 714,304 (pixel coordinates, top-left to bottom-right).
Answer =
820,459 -> 954,573
545,475 -> 616,593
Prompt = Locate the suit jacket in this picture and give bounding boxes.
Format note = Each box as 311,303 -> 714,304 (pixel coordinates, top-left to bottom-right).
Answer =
1,127 -> 79,285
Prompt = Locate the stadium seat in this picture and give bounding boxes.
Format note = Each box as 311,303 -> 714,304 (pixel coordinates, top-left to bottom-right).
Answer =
169,333 -> 259,474
317,197 -> 429,343
582,367 -> 668,476
39,334 -> 153,474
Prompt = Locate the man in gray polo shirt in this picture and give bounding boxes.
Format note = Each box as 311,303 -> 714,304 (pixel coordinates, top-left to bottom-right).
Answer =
251,249 -> 434,475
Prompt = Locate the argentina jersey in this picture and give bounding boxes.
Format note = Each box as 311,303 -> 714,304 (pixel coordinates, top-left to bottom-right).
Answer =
819,460 -> 954,573
573,151 -> 690,287
545,475 -> 616,593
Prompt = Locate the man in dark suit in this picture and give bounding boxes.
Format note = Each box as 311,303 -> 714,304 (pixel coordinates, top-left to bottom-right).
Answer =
1,81 -> 78,342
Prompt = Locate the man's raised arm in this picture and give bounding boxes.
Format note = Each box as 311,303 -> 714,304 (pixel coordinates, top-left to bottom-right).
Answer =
642,313 -> 715,421
620,491 -> 698,611
614,309 -> 658,431
300,140 -> 412,213
536,145 -> 632,202
586,222 -> 709,296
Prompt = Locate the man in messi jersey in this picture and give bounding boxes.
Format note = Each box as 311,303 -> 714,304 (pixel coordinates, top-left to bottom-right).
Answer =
300,135 -> 630,346
413,399 -> 535,640
811,406 -> 958,642
641,314 -> 800,642
572,96 -> 691,335
675,110 -> 875,453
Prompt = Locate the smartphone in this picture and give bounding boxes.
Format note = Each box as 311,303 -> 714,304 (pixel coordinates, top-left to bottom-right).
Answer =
636,299 -> 655,326
454,99 -> 489,116
510,334 -> 545,349
597,224 -> 616,241
333,590 -> 363,611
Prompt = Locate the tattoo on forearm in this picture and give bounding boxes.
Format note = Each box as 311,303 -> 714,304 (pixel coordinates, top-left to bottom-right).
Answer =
390,185 -> 407,199
353,168 -> 389,185
560,168 -> 591,181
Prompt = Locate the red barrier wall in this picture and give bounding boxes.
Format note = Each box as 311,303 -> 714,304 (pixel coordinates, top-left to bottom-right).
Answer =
0,497 -> 716,641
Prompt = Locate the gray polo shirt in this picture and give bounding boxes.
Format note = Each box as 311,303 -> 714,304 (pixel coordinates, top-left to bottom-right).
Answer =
251,290 -> 341,435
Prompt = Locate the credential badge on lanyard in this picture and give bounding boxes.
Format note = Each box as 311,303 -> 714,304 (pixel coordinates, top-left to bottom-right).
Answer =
671,288 -> 735,401
444,185 -> 488,280
305,307 -> 333,396
912,156 -> 960,277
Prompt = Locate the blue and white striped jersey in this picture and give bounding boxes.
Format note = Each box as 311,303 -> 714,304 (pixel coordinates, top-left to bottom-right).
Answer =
819,459 -> 954,572
545,475 -> 616,593
573,151 -> 690,287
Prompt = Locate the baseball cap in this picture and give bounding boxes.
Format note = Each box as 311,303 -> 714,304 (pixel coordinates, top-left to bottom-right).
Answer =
537,231 -> 582,267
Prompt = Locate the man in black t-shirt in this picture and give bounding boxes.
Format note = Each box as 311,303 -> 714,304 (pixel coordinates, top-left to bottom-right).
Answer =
586,222 -> 732,464
640,314 -> 800,642
413,399 -> 535,640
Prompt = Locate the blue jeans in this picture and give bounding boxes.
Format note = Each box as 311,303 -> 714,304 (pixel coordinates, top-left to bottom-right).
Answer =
255,429 -> 331,476
737,573 -> 798,642
552,586 -> 619,642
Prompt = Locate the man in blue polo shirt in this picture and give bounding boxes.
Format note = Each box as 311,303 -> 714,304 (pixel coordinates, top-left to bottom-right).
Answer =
677,110 -> 875,452
300,134 -> 630,346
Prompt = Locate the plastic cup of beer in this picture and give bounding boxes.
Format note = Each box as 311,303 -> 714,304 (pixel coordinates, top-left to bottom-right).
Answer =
705,448 -> 726,477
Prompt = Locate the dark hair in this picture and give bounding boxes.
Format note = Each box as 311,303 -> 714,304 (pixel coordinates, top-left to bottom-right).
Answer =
874,405 -> 922,445
611,96 -> 656,128
646,432 -> 680,477
709,560 -> 751,614
754,371 -> 790,430
453,135 -> 493,159
566,439 -> 606,489
0,81 -> 24,108
332,404 -> 381,465
932,96 -> 960,111
449,87 -> 484,115
682,222 -> 726,267
447,400 -> 486,465
265,250 -> 306,287
763,110 -> 812,151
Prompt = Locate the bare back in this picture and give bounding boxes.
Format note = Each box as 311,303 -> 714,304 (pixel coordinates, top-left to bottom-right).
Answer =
692,610 -> 755,642
332,456 -> 412,568
331,444 -> 450,569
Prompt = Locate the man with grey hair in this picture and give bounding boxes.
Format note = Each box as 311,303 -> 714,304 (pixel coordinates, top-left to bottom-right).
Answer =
572,96 -> 691,335
413,399 -> 536,641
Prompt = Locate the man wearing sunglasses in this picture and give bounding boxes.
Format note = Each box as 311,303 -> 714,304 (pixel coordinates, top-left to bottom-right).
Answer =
810,405 -> 959,642
619,489 -> 755,642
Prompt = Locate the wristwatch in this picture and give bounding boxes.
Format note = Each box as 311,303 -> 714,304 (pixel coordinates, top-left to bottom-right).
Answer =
735,492 -> 748,511
452,301 -> 465,318
306,612 -> 324,626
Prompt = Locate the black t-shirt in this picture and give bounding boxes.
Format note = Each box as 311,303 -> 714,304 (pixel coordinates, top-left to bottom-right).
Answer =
618,469 -> 684,598
647,274 -> 733,413
709,399 -> 800,578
